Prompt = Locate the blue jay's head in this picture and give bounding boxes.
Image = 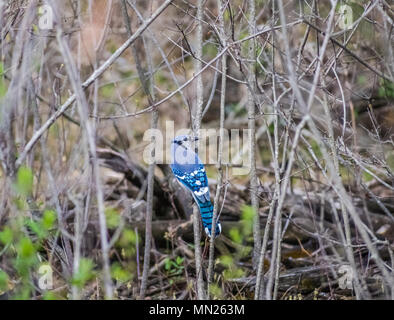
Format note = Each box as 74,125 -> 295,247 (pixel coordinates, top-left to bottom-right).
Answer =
171,135 -> 197,149
171,135 -> 200,166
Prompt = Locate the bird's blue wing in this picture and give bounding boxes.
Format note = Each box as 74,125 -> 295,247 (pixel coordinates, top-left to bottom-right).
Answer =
171,164 -> 221,238
171,164 -> 210,203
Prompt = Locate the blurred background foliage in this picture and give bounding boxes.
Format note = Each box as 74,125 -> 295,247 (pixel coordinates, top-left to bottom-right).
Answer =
0,0 -> 393,300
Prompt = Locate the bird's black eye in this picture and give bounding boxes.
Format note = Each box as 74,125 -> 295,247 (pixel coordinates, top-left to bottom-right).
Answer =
183,137 -> 188,141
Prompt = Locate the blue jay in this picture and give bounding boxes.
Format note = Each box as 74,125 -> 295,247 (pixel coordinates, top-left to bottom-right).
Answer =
170,135 -> 221,238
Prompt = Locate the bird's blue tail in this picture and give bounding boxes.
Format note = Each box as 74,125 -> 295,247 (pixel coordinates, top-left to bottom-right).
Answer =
197,199 -> 221,238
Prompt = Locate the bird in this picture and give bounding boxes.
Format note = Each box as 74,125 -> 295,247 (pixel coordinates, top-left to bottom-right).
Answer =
170,135 -> 222,238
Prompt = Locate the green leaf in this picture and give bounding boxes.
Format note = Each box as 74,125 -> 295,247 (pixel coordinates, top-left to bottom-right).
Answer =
175,256 -> 184,266
25,219 -> 46,239
202,43 -> 218,57
111,263 -> 132,283
14,237 -> 37,276
0,227 -> 13,245
105,207 -> 120,229
71,258 -> 95,288
357,75 -> 367,86
0,81 -> 6,98
208,283 -> 223,299
241,205 -> 255,221
42,210 -> 56,230
164,258 -> 172,271
219,255 -> 233,268
11,287 -> 31,300
378,80 -> 394,98
223,266 -> 245,280
387,153 -> 394,171
268,122 -> 275,134
32,24 -> 39,34
119,229 -> 137,246
43,291 -> 62,300
16,166 -> 33,196
0,270 -> 9,291
17,237 -> 35,259
362,171 -> 373,182
100,83 -> 115,99
229,228 -> 242,244
240,205 -> 255,235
